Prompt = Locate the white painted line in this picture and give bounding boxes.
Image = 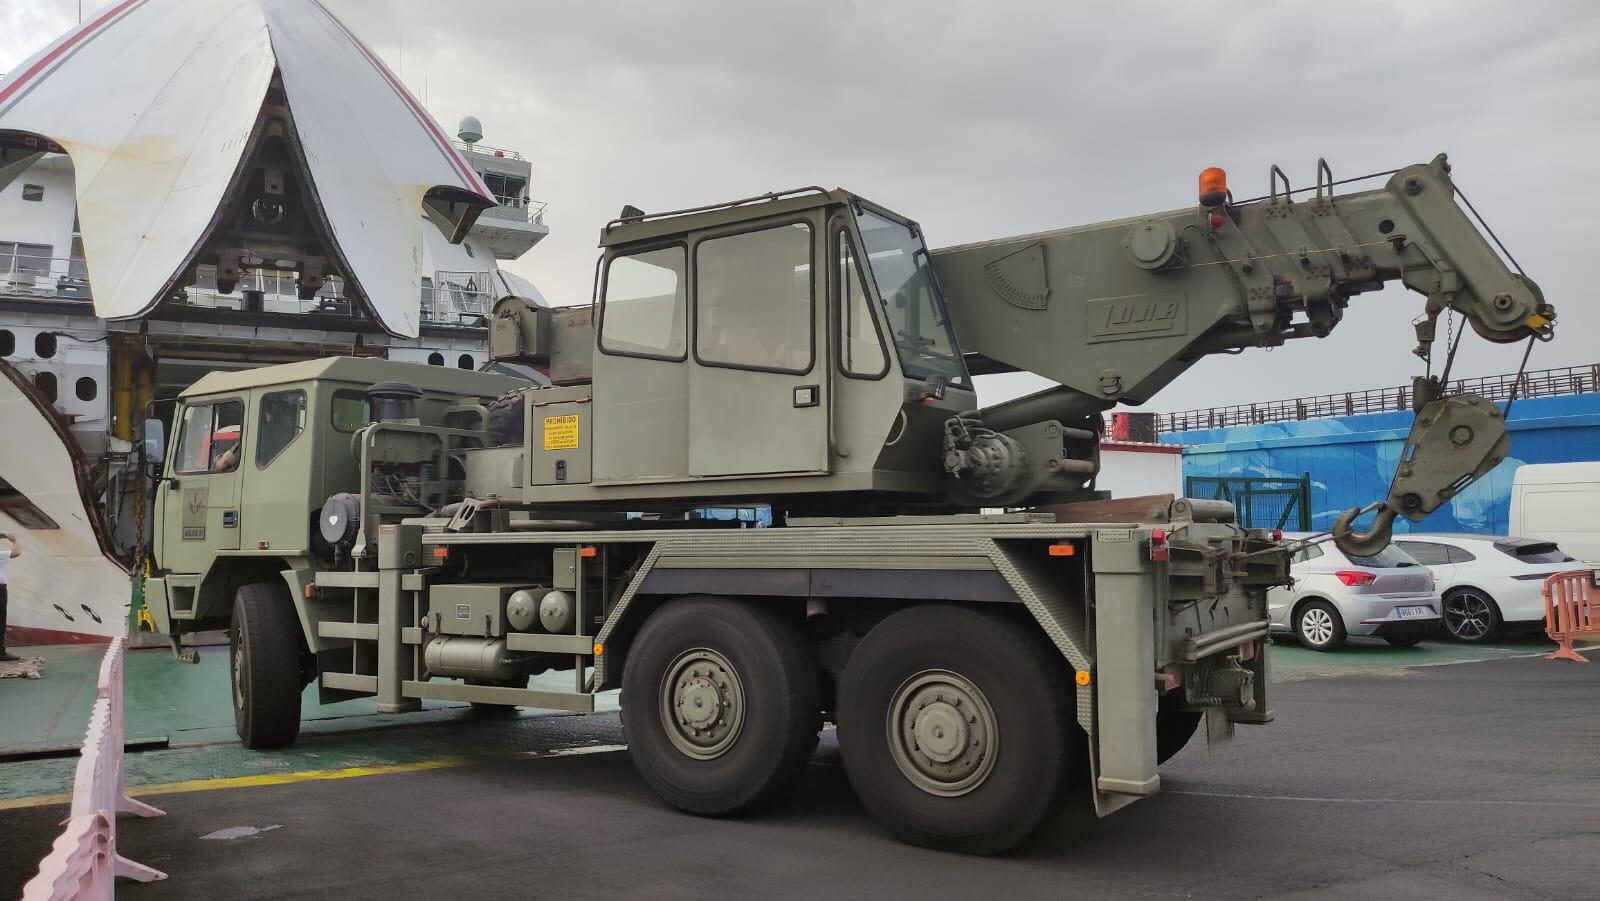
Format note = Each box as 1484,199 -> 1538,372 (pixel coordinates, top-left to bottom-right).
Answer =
1168,790 -> 1600,808
518,743 -> 628,759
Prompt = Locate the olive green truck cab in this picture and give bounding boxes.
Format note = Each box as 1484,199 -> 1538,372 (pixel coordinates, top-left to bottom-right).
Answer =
142,158 -> 1550,852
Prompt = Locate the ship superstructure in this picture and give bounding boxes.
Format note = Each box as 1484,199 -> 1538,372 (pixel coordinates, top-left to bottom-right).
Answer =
0,0 -> 552,643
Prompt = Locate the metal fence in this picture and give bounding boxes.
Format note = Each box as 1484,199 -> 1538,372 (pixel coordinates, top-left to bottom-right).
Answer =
1185,474 -> 1312,532
21,637 -> 166,899
1157,364 -> 1600,434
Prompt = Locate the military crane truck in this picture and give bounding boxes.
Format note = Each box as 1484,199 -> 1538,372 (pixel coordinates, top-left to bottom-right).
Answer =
142,154 -> 1553,853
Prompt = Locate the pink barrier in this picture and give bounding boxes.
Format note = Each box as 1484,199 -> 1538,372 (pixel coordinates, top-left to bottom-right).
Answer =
20,638 -> 167,900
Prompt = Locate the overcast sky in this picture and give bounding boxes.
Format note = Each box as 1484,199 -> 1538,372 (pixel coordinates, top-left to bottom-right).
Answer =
5,0 -> 1597,412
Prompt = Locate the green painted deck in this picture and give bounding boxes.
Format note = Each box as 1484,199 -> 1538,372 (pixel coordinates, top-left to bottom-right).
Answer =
0,634 -> 1557,807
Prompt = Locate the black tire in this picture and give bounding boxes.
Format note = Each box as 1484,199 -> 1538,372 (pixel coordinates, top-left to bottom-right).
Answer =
837,605 -> 1078,855
620,596 -> 820,816
1384,634 -> 1423,648
231,581 -> 303,749
1442,588 -> 1502,643
1294,599 -> 1347,652
1156,690 -> 1203,764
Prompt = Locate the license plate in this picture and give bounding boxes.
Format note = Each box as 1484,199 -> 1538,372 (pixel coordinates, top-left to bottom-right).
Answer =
1395,606 -> 1433,619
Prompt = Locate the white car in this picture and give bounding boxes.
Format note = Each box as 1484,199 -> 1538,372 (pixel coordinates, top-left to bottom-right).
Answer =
1268,538 -> 1441,651
1393,534 -> 1581,642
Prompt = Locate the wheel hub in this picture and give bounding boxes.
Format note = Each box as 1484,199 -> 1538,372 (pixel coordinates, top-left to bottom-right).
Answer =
887,670 -> 998,797
1303,608 -> 1334,644
659,648 -> 745,760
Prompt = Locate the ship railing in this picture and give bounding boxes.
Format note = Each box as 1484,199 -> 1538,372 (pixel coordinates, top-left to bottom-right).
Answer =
479,195 -> 550,226
21,636 -> 167,899
451,139 -> 525,161
2,257 -> 496,329
1156,363 -> 1600,434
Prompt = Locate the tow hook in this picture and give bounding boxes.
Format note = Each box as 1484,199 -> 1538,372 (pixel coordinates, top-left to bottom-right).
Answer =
1333,502 -> 1397,557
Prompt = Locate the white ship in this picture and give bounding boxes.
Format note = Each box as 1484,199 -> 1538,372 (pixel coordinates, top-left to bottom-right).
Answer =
0,0 -> 550,643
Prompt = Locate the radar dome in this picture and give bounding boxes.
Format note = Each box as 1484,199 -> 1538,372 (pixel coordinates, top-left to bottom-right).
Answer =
457,115 -> 483,144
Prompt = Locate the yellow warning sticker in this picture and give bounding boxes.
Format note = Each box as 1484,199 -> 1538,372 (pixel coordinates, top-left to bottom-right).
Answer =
543,414 -> 580,450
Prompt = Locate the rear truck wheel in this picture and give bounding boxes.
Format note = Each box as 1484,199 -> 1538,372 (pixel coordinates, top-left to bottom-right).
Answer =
1442,589 -> 1502,643
231,581 -> 304,749
1384,634 -> 1423,648
620,596 -> 820,816
837,605 -> 1078,855
1156,689 -> 1203,764
1295,600 -> 1347,652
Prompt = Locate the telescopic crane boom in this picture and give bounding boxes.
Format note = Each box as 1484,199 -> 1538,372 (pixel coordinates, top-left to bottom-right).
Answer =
930,154 -> 1554,553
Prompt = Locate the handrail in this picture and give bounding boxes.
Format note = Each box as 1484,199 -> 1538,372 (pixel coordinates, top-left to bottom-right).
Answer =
21,637 -> 167,899
1156,364 -> 1600,434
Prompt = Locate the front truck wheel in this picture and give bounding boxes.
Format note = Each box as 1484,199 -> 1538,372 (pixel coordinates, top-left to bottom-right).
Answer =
621,596 -> 820,816
837,605 -> 1079,855
231,581 -> 304,749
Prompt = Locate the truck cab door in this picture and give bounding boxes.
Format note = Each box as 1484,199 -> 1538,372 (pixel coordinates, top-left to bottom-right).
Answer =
687,216 -> 829,477
156,397 -> 246,575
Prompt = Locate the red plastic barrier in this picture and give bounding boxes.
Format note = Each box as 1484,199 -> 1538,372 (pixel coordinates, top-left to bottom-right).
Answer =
1543,570 -> 1600,663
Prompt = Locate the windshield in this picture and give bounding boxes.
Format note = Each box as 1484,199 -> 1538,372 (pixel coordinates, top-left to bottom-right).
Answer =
1348,544 -> 1421,568
855,208 -> 969,388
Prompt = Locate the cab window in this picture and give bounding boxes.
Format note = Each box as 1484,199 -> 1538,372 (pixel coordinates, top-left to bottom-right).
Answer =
175,400 -> 245,474
331,390 -> 370,432
600,245 -> 688,360
836,229 -> 888,378
695,221 -> 814,373
256,390 -> 306,467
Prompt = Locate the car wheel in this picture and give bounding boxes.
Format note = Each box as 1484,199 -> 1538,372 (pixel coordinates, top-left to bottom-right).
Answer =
621,596 -> 820,816
231,581 -> 304,749
1383,635 -> 1422,648
837,605 -> 1079,854
1442,589 -> 1502,643
1294,600 -> 1346,651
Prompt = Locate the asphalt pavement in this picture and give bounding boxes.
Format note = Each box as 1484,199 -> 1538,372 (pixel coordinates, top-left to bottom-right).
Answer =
5,645 -> 1596,900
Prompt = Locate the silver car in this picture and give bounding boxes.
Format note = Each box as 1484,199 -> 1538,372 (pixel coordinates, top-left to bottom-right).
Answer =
1268,537 -> 1442,651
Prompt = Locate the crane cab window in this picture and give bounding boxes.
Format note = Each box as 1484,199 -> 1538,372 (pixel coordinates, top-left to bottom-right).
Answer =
694,221 -> 813,373
836,229 -> 888,378
600,245 -> 688,360
856,209 -> 969,388
175,400 -> 245,474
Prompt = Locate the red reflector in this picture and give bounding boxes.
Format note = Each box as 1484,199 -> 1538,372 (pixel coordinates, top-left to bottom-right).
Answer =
1272,528 -> 1283,542
1151,529 -> 1167,545
1335,570 -> 1376,586
1209,211 -> 1225,230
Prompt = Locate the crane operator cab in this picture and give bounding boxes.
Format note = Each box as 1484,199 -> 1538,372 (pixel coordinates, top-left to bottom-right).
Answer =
492,188 -> 1063,518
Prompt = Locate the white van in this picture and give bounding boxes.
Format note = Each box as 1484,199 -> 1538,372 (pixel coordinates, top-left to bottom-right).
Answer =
1509,463 -> 1600,564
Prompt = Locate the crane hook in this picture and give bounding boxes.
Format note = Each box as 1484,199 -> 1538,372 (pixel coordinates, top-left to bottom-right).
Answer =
1331,503 -> 1398,558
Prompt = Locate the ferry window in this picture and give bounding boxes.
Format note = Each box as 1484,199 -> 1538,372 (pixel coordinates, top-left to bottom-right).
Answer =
33,371 -> 57,403
0,329 -> 12,357
458,354 -> 474,370
175,400 -> 245,474
600,245 -> 687,360
35,332 -> 56,358
256,390 -> 307,468
75,377 -> 97,401
0,476 -> 59,529
21,184 -> 43,202
427,352 -> 444,366
695,222 -> 813,373
331,390 -> 370,432
836,229 -> 888,378
0,242 -> 53,275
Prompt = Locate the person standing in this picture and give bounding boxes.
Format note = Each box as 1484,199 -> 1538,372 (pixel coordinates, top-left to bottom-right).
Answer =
0,532 -> 20,662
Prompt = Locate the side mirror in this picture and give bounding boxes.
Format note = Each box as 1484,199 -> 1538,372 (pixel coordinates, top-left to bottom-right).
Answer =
141,419 -> 166,464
